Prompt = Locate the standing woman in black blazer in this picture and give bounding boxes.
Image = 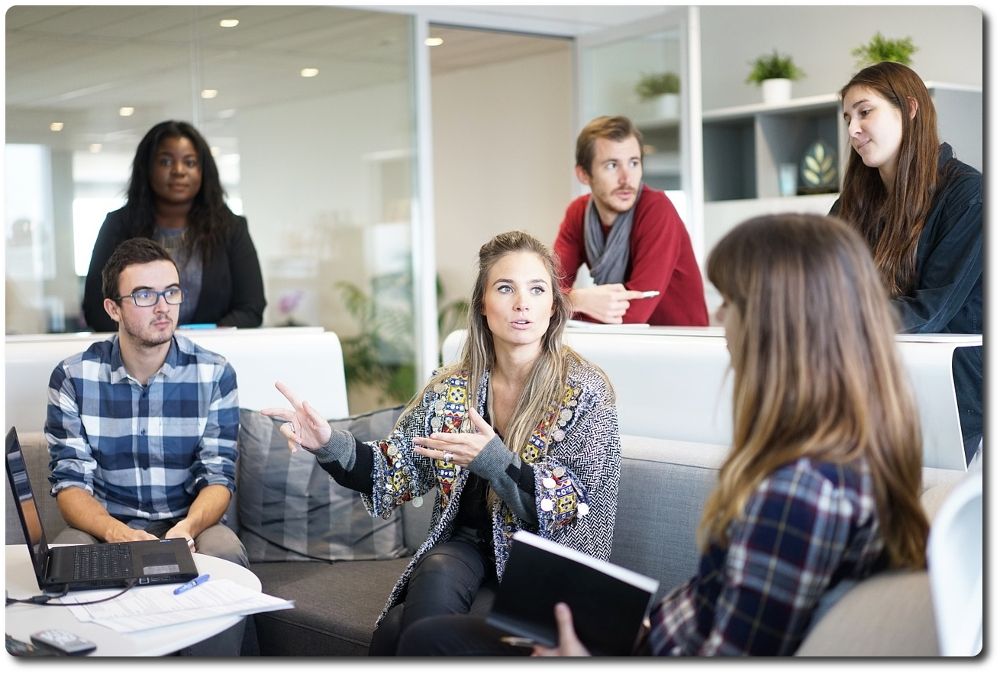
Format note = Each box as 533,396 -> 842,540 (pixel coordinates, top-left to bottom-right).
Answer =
83,120 -> 266,331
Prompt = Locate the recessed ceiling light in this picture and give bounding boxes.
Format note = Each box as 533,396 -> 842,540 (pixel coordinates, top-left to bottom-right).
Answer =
49,122 -> 64,132
300,67 -> 319,78
119,106 -> 135,117
201,89 -> 219,99
425,37 -> 444,47
219,19 -> 239,28
89,143 -> 102,153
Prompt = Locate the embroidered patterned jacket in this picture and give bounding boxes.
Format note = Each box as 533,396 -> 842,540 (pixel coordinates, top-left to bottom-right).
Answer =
360,356 -> 621,627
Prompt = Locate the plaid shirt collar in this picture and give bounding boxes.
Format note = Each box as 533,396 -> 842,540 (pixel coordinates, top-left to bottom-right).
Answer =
107,334 -> 182,385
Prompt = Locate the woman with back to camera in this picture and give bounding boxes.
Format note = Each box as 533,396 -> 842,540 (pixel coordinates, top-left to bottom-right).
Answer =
262,230 -> 621,655
833,61 -> 982,464
82,120 -> 266,331
401,214 -> 930,657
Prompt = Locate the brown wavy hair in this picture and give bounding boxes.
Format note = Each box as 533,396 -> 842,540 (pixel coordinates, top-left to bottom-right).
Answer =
837,62 -> 939,296
703,213 -> 928,569
575,115 -> 644,176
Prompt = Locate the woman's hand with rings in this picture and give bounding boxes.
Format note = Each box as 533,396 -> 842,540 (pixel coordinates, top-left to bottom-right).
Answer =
413,407 -> 495,468
260,380 -> 332,453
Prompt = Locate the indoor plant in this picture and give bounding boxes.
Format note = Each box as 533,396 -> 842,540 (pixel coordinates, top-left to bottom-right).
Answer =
635,71 -> 681,119
851,32 -> 917,69
746,49 -> 805,104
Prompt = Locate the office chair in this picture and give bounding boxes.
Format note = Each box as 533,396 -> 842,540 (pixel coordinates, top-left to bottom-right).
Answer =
927,468 -> 983,656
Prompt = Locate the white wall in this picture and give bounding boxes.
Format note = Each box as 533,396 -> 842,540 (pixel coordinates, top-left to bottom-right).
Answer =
431,46 -> 574,312
699,5 -> 983,110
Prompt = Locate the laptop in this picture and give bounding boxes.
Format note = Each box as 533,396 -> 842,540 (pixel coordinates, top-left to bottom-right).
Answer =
5,427 -> 199,592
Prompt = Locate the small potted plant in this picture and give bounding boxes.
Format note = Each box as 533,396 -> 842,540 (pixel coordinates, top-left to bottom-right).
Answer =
634,71 -> 681,119
852,32 -> 917,69
746,49 -> 805,104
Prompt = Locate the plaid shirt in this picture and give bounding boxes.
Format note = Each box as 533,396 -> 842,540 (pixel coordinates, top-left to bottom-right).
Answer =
648,457 -> 887,656
45,334 -> 239,523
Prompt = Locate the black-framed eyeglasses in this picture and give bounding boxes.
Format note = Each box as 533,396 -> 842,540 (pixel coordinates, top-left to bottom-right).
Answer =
115,287 -> 184,307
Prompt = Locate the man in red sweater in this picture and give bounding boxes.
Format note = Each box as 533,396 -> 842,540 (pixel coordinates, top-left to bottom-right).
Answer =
553,116 -> 708,326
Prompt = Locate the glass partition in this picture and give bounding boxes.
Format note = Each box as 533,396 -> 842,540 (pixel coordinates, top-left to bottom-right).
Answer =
4,5 -> 421,411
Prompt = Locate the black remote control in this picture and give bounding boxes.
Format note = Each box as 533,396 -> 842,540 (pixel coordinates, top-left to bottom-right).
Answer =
30,629 -> 97,656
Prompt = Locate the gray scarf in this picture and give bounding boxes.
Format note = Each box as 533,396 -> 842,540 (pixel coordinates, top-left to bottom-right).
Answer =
583,185 -> 642,285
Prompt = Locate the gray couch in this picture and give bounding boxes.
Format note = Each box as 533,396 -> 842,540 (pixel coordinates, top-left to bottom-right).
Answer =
5,430 -> 959,657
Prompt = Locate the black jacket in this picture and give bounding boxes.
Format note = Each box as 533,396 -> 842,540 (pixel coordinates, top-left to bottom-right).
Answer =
82,207 -> 267,331
831,143 -> 983,460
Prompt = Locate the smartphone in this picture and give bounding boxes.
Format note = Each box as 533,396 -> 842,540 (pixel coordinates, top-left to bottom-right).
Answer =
30,629 -> 97,656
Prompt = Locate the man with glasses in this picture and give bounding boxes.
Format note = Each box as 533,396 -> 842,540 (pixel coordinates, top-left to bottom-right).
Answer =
44,237 -> 247,570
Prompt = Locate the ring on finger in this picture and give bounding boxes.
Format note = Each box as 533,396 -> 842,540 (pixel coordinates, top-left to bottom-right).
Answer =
442,451 -> 454,463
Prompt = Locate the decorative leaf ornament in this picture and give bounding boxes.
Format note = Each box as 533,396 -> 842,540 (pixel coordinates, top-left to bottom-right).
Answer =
799,140 -> 838,192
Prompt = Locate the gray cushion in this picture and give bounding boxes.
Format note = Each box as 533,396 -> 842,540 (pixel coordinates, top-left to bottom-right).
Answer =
237,407 -> 408,562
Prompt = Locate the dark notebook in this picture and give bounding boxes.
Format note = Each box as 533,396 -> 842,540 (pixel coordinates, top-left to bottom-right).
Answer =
487,530 -> 659,655
5,426 -> 199,592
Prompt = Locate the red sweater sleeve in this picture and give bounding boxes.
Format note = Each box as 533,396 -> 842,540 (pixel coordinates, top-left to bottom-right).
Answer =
553,196 -> 589,292
621,189 -> 687,323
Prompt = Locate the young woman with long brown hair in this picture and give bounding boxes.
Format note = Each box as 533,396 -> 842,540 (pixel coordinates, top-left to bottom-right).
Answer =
833,61 -> 982,464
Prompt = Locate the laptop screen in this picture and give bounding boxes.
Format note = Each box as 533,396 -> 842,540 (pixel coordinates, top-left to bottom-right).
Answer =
5,427 -> 51,583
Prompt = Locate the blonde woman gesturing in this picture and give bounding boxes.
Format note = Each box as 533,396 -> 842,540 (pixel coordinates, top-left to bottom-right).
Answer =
264,231 -> 620,655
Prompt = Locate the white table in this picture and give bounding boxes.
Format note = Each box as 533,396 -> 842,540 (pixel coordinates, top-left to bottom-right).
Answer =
4,545 -> 261,656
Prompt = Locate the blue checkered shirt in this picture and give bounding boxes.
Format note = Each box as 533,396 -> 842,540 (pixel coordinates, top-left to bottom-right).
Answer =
648,457 -> 888,656
45,334 -> 239,523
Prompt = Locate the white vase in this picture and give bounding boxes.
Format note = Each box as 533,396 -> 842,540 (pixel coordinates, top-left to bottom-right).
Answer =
654,93 -> 679,120
762,78 -> 792,105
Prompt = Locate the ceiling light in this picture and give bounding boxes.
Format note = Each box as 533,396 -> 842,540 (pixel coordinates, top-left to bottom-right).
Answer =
89,143 -> 102,153
425,37 -> 444,47
201,89 -> 219,99
119,106 -> 135,117
49,122 -> 64,132
300,67 -> 319,78
219,19 -> 239,28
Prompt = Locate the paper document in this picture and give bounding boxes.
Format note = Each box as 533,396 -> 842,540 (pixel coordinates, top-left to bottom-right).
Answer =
60,578 -> 294,633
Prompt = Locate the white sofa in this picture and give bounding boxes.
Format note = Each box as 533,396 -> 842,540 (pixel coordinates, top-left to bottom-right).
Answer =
5,327 -> 349,433
443,326 -> 979,473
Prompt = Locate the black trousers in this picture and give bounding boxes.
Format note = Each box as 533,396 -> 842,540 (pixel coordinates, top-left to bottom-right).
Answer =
396,614 -> 530,656
369,539 -> 498,656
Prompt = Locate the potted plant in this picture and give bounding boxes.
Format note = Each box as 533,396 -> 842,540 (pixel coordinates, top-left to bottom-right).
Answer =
746,49 -> 805,104
852,32 -> 917,69
634,71 -> 681,119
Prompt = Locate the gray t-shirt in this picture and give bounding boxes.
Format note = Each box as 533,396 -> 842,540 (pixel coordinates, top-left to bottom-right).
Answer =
154,227 -> 203,325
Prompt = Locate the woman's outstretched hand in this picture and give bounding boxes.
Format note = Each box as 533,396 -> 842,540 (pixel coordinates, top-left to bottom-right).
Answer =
412,407 -> 495,467
531,603 -> 590,657
260,381 -> 332,453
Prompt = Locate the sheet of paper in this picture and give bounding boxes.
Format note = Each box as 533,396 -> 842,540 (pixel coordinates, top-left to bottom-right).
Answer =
60,578 -> 294,633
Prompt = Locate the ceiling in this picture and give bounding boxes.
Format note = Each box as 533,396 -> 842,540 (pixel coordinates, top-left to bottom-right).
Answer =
5,4 -> 661,155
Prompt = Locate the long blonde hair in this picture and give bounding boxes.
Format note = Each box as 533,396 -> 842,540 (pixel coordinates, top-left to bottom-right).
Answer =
703,213 -> 928,569
413,231 -> 584,457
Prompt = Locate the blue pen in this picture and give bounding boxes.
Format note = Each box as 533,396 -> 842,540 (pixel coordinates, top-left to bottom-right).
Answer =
174,573 -> 210,595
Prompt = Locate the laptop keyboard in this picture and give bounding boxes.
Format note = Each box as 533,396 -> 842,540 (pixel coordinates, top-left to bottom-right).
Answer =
72,544 -> 133,580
